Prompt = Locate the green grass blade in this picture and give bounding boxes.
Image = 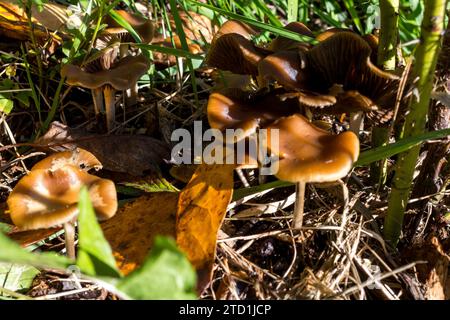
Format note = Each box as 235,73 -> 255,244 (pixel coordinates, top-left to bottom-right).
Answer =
108,10 -> 142,43
342,0 -> 364,33
287,0 -> 299,22
133,44 -> 203,60
169,0 -> 199,106
187,0 -> 315,43
355,128 -> 450,167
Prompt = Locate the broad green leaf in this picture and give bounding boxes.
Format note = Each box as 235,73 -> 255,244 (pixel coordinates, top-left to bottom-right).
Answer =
115,236 -> 196,300
0,231 -> 71,270
0,95 -> 13,114
76,187 -> 121,278
0,263 -> 39,294
15,91 -> 31,108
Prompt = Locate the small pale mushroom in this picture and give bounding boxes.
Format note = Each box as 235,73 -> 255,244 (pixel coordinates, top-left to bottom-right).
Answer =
61,53 -> 150,131
263,114 -> 359,228
7,150 -> 117,259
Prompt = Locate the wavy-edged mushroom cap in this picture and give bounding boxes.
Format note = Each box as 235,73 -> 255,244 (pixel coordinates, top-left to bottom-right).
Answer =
206,33 -> 271,75
104,10 -> 154,44
61,54 -> 150,90
207,89 -> 299,142
268,22 -> 313,52
7,165 -> 117,231
32,148 -> 102,172
263,114 -> 359,183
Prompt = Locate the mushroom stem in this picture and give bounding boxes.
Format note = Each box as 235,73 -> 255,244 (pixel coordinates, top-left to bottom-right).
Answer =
103,85 -> 116,131
349,111 -> 364,135
125,83 -> 138,107
92,88 -> 104,115
119,44 -> 129,59
293,181 -> 306,229
64,222 -> 76,260
236,168 -> 250,188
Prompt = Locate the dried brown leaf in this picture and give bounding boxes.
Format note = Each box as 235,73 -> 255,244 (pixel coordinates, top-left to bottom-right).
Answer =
36,122 -> 170,176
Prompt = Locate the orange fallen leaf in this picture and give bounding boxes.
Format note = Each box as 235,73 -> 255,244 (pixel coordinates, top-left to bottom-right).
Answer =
101,192 -> 178,275
176,164 -> 234,290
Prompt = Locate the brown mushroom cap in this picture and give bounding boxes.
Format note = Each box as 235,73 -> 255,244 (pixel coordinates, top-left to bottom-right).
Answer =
104,10 -> 154,44
7,165 -> 117,230
32,148 -> 102,172
206,20 -> 271,75
258,50 -> 309,90
268,22 -> 313,52
263,114 -> 359,183
61,54 -> 150,90
212,20 -> 260,41
206,33 -> 271,75
207,89 -> 299,142
308,32 -> 399,91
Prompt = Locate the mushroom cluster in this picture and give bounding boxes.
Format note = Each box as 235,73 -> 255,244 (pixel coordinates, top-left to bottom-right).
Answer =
205,21 -> 397,228
61,10 -> 154,131
206,21 -> 401,130
61,10 -> 209,132
7,148 -> 117,259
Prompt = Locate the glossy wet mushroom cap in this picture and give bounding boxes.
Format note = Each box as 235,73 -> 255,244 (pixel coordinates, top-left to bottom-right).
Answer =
207,89 -> 299,143
258,50 -> 310,90
263,114 -> 359,183
7,165 -> 117,231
